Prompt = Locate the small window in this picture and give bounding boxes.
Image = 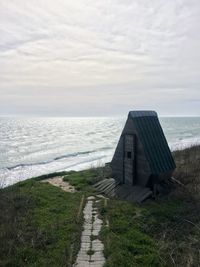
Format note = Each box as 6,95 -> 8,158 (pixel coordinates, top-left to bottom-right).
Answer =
127,151 -> 132,159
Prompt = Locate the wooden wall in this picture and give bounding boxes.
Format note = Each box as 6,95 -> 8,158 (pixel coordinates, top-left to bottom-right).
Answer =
111,115 -> 151,187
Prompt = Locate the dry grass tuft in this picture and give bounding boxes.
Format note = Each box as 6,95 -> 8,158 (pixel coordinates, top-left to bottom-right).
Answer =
173,145 -> 200,201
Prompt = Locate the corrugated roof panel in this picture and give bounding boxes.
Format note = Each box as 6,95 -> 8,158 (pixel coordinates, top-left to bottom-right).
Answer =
132,113 -> 176,174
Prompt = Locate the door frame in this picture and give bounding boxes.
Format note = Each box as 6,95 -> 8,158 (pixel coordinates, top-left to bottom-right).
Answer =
122,134 -> 137,185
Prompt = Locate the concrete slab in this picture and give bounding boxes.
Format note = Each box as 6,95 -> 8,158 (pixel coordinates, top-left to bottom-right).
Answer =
87,196 -> 96,200
89,261 -> 105,267
92,230 -> 100,236
83,224 -> 93,230
75,261 -> 90,267
92,224 -> 102,230
91,251 -> 105,262
92,242 -> 104,252
82,230 -> 92,236
81,236 -> 91,243
76,253 -> 90,261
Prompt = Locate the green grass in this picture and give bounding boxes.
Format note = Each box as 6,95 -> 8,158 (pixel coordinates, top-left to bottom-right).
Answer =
63,168 -> 107,191
0,167 -> 108,267
100,200 -> 162,267
100,198 -> 200,267
1,146 -> 200,267
99,145 -> 200,267
0,178 -> 83,267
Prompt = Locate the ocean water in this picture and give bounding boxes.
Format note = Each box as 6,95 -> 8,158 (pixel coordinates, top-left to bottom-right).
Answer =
0,116 -> 200,187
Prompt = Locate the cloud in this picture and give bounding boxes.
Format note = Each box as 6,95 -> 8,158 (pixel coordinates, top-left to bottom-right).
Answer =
0,0 -> 200,116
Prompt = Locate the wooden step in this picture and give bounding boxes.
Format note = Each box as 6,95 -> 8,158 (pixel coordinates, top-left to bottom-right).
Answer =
93,179 -> 152,203
94,178 -> 114,192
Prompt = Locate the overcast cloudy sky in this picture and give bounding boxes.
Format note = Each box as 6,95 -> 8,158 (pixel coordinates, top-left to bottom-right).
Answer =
0,0 -> 200,116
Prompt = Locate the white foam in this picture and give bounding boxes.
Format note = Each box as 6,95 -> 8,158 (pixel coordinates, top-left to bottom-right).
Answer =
170,137 -> 200,151
0,117 -> 200,188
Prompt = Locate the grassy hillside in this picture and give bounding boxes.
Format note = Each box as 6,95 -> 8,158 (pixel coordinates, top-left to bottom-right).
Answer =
100,193 -> 200,267
99,145 -> 200,267
173,145 -> 200,200
0,146 -> 200,267
100,145 -> 200,267
0,176 -> 83,267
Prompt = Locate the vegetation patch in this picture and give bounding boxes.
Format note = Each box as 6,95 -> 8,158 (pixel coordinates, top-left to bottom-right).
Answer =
100,145 -> 200,267
100,200 -> 162,267
173,145 -> 200,200
100,197 -> 200,266
1,146 -> 200,266
90,235 -> 98,241
63,168 -> 108,191
0,178 -> 83,267
87,249 -> 95,256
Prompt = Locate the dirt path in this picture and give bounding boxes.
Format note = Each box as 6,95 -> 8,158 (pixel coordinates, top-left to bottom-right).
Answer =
42,176 -> 75,192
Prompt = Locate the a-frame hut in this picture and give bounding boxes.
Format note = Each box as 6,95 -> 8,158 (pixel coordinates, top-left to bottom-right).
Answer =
111,110 -> 176,189
94,110 -> 176,202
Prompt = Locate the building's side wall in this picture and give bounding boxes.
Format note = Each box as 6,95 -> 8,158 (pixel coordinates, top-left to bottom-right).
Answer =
110,135 -> 124,183
110,118 -> 131,183
111,116 -> 152,186
128,118 -> 151,186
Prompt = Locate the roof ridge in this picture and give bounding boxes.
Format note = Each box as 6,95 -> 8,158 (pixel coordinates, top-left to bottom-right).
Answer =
129,110 -> 157,118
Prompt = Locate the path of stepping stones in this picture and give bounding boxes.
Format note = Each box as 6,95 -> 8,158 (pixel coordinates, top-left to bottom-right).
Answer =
74,196 -> 105,267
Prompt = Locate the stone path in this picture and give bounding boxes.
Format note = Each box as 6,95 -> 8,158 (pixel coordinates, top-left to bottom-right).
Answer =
74,196 -> 105,267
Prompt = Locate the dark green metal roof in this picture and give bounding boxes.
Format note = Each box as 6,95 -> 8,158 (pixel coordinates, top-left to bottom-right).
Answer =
129,111 -> 176,174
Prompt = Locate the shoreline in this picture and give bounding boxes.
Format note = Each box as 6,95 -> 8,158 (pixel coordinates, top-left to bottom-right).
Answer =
1,143 -> 200,189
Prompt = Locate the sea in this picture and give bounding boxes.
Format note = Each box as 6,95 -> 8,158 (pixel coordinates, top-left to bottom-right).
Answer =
0,116 -> 200,187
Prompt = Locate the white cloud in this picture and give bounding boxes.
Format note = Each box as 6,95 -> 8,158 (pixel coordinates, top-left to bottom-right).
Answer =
0,0 -> 200,116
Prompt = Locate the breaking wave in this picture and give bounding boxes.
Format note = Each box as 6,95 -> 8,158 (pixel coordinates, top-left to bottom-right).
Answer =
0,116 -> 200,187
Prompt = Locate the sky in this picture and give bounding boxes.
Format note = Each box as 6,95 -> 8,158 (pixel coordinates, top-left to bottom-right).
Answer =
0,0 -> 200,117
